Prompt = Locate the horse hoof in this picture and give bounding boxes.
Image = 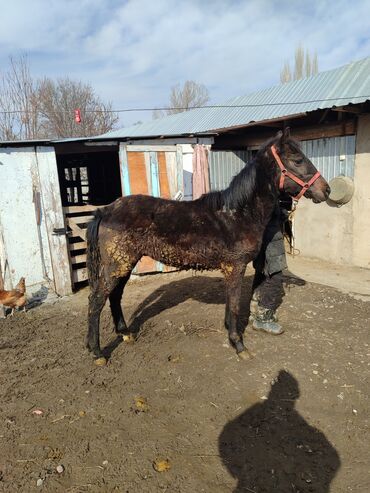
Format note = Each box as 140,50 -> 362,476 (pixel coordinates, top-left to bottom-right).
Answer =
238,350 -> 251,361
123,334 -> 135,344
94,357 -> 107,366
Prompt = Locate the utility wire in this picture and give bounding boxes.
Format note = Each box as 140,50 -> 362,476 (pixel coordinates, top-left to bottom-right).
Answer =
0,95 -> 369,115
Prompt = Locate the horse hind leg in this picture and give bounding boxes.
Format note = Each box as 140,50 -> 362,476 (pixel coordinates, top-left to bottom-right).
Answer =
86,282 -> 108,366
109,273 -> 135,343
223,263 -> 251,360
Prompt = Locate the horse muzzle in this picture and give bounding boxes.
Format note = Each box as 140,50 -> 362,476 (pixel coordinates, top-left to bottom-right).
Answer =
305,177 -> 331,203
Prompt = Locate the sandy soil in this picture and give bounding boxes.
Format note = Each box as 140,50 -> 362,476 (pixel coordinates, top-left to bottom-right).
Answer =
0,268 -> 369,492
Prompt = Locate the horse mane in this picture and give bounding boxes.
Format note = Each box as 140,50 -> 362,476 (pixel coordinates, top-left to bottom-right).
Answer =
197,135 -> 282,212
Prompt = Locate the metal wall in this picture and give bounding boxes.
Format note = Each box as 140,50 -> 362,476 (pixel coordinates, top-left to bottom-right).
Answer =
209,136 -> 356,191
301,135 -> 356,181
209,150 -> 253,191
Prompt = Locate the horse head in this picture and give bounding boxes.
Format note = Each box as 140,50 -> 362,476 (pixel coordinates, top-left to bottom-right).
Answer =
269,128 -> 330,203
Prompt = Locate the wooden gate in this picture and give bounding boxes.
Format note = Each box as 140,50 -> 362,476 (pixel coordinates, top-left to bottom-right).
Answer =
63,144 -> 184,288
63,204 -> 99,285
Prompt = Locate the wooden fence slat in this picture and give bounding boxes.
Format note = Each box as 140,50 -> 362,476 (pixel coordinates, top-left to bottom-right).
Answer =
72,215 -> 94,225
71,254 -> 87,264
64,205 -> 99,214
72,268 -> 88,283
37,147 -> 73,296
64,203 -> 109,287
69,240 -> 87,251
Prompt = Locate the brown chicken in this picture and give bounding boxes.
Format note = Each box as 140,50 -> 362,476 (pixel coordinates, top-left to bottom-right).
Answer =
0,277 -> 27,316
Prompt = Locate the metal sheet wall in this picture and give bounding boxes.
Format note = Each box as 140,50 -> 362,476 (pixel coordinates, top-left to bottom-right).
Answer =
209,136 -> 356,192
301,135 -> 356,181
209,150 -> 253,191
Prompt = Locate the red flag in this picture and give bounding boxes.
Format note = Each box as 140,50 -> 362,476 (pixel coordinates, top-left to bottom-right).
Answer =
74,109 -> 81,123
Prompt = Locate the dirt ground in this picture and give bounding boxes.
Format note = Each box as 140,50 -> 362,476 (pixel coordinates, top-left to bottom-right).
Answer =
0,267 -> 369,493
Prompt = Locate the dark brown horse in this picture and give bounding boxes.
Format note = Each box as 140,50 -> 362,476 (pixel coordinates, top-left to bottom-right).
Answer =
86,129 -> 330,365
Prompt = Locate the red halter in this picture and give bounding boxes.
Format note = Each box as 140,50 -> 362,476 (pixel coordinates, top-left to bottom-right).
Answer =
271,145 -> 322,201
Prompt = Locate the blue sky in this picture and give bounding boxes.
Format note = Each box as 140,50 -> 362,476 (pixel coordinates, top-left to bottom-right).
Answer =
1,0 -> 370,127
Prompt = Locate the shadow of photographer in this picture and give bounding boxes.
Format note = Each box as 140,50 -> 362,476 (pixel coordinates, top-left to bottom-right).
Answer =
219,370 -> 340,492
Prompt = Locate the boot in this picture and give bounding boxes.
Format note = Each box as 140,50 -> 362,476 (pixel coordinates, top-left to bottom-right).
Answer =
249,294 -> 259,321
250,294 -> 278,322
252,306 -> 284,335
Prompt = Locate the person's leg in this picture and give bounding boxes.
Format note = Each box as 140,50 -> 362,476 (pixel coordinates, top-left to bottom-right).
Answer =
252,271 -> 284,335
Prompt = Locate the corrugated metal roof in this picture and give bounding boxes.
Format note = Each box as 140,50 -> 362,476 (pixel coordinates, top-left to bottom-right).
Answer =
0,138 -> 52,146
1,57 -> 369,147
98,56 -> 370,139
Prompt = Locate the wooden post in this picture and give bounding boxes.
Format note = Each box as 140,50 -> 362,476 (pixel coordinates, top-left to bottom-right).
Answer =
36,147 -> 73,296
0,222 -> 6,317
0,255 -> 5,318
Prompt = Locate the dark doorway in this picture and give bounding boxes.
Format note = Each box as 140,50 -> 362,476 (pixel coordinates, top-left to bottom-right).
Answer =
56,150 -> 122,206
55,147 -> 122,290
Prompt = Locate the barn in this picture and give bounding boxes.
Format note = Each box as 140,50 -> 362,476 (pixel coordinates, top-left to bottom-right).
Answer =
1,56 -> 369,299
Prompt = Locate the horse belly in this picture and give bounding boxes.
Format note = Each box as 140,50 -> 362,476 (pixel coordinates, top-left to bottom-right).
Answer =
148,240 -> 219,271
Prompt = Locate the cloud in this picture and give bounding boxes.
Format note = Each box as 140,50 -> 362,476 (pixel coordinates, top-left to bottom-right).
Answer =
0,0 -> 370,126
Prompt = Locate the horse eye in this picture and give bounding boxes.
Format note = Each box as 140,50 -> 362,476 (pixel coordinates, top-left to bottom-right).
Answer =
296,158 -> 304,165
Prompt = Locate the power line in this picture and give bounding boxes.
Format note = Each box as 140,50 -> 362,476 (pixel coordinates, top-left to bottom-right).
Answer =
0,95 -> 369,115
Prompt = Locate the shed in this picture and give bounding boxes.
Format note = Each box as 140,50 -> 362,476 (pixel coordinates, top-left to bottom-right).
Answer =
1,57 -> 369,299
93,56 -> 370,270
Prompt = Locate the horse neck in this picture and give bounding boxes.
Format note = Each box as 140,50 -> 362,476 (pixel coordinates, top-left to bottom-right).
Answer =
224,154 -> 279,226
254,156 -> 280,226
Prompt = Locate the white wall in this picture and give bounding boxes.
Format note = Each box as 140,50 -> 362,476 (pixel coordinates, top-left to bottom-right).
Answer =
294,116 -> 370,268
294,197 -> 354,264
0,147 -> 53,289
352,115 -> 370,268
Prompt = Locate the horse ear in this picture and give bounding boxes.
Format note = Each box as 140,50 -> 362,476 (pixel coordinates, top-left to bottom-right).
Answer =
283,127 -> 291,140
274,130 -> 284,150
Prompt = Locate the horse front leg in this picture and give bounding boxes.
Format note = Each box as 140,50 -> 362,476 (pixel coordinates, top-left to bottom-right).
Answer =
109,274 -> 135,343
223,263 -> 250,360
86,286 -> 108,366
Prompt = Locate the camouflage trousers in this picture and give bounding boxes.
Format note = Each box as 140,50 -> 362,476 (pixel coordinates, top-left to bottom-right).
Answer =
252,212 -> 287,311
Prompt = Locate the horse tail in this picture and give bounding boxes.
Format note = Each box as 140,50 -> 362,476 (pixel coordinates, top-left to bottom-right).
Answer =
86,208 -> 104,288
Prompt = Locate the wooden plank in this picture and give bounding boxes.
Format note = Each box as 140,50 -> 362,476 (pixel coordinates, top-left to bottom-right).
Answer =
128,151 -> 149,195
176,144 -> 184,193
71,254 -> 87,264
127,145 -> 177,152
165,151 -> 178,198
125,137 -> 214,146
158,151 -> 171,199
149,152 -> 160,197
119,143 -> 131,196
72,268 -> 88,283
332,106 -> 363,114
0,227 -> 5,317
216,120 -> 356,148
134,256 -> 157,274
64,205 -> 99,214
67,218 -> 87,241
69,240 -> 87,251
37,147 -> 73,296
69,229 -> 86,241
73,215 -> 94,225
